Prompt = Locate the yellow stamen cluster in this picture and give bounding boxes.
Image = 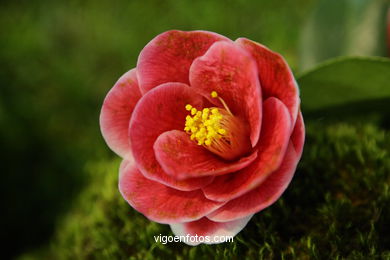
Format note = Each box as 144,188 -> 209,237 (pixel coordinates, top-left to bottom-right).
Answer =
184,104 -> 227,146
183,91 -> 251,161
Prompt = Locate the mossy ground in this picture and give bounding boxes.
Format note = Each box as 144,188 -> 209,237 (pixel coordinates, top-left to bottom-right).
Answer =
20,121 -> 390,259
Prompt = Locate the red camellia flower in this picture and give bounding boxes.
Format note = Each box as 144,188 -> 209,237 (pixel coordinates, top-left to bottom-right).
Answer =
100,30 -> 305,245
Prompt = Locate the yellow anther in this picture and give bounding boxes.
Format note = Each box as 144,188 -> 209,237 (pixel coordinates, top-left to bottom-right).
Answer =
207,132 -> 215,139
184,103 -> 227,147
184,93 -> 251,161
201,108 -> 209,120
191,108 -> 197,115
210,90 -> 233,115
218,129 -> 226,135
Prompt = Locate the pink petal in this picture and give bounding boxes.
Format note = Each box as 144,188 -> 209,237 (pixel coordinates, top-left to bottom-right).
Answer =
207,113 -> 305,222
99,69 -> 142,159
119,160 -> 224,224
170,215 -> 253,246
154,130 -> 258,180
137,30 -> 229,94
189,41 -> 262,147
236,38 -> 299,125
207,142 -> 297,222
129,82 -> 213,191
202,97 -> 291,202
291,111 -> 305,157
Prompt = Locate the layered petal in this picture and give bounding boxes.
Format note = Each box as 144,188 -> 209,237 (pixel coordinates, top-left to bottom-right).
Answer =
207,142 -> 297,222
207,112 -> 305,222
202,97 -> 291,202
137,30 -> 229,93
154,130 -> 258,180
291,111 -> 305,156
119,160 -> 224,224
189,41 -> 262,147
170,215 -> 253,246
129,82 -> 213,191
100,69 -> 141,159
236,38 -> 299,125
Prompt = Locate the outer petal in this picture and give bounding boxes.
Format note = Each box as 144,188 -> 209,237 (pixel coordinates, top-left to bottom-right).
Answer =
137,30 -> 230,93
207,112 -> 305,222
154,130 -> 258,180
119,160 -> 224,224
169,215 -> 253,246
189,41 -> 262,147
236,38 -> 299,125
291,111 -> 305,156
202,97 -> 291,202
100,69 -> 141,159
207,142 -> 297,222
129,83 -> 213,191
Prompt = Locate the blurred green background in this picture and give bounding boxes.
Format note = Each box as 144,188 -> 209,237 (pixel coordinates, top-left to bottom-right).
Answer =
1,0 -> 389,259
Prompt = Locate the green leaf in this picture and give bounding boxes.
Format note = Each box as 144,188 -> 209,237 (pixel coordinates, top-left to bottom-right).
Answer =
299,0 -> 389,71
297,56 -> 390,121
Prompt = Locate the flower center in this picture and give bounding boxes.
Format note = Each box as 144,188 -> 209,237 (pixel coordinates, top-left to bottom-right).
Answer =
184,91 -> 251,161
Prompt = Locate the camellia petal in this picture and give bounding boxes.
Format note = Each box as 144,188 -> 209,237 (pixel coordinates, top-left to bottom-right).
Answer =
189,41 -> 262,147
202,97 -> 291,202
99,69 -> 141,159
236,38 -> 299,125
119,160 -> 224,224
207,113 -> 305,222
169,215 -> 253,246
129,82 -> 214,191
291,111 -> 305,156
154,130 -> 258,180
207,142 -> 297,222
137,30 -> 230,94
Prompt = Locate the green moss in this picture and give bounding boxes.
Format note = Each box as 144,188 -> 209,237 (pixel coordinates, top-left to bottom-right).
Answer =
19,122 -> 390,259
